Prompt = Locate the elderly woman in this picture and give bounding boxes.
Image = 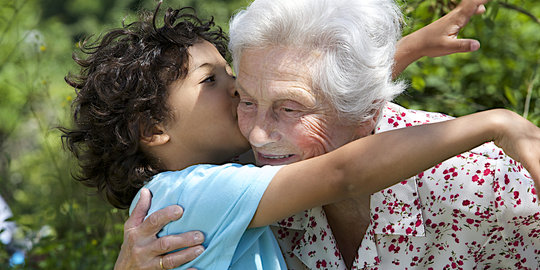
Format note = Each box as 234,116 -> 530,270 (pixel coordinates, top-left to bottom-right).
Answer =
230,0 -> 540,268
115,0 -> 540,269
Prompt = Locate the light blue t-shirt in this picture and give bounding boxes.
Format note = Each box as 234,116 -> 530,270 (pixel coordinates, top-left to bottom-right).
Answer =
130,163 -> 287,270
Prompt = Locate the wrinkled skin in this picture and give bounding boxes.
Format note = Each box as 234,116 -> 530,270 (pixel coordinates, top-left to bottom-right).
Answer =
236,46 -> 376,268
236,47 -> 375,166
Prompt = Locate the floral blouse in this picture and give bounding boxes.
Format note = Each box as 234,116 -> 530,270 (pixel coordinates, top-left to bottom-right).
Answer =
271,103 -> 539,270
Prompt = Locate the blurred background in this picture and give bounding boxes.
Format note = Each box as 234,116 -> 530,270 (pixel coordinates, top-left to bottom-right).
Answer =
0,0 -> 538,268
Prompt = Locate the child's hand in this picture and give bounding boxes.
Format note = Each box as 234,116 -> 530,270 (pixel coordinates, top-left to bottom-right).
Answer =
413,0 -> 489,58
490,110 -> 540,199
393,0 -> 489,78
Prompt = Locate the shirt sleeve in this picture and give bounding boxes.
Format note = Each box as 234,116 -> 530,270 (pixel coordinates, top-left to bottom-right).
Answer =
131,163 -> 282,270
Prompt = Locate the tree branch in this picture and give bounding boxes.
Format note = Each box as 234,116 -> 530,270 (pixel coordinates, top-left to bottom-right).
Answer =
523,60 -> 538,119
497,1 -> 540,24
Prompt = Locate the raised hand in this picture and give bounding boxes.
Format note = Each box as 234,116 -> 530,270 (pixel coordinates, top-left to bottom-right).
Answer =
413,0 -> 490,57
393,0 -> 490,78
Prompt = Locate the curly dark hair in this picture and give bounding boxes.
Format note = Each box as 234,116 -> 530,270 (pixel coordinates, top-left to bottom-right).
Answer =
61,4 -> 228,209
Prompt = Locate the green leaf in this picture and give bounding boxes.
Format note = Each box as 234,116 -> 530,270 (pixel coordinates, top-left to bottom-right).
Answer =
411,76 -> 426,91
486,1 -> 500,21
504,85 -> 518,106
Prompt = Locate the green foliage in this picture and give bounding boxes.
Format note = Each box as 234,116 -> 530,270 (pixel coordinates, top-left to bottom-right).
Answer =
397,0 -> 539,125
0,0 -> 537,268
0,0 -> 128,268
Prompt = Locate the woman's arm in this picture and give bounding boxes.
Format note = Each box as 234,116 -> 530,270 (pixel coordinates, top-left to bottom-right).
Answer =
393,0 -> 489,79
250,109 -> 540,227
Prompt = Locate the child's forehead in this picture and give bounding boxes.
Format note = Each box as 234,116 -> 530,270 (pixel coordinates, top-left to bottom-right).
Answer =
187,41 -> 228,71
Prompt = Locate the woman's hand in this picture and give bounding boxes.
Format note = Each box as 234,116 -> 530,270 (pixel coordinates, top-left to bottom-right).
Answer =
393,0 -> 490,78
114,188 -> 205,270
490,110 -> 540,198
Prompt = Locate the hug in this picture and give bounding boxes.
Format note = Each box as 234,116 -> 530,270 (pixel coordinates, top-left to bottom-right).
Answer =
62,0 -> 540,269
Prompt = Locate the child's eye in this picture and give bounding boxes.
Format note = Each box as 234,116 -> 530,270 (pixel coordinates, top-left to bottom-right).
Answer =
202,75 -> 215,83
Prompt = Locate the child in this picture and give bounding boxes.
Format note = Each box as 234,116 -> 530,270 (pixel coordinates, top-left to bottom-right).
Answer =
62,4 -> 540,270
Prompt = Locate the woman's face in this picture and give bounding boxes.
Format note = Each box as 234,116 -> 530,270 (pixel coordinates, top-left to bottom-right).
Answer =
236,47 -> 363,166
163,40 -> 250,167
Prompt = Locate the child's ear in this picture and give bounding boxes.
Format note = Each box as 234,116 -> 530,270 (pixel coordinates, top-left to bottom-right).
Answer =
141,124 -> 170,146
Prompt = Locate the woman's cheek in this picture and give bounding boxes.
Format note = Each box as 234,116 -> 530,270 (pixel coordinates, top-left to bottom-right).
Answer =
237,110 -> 253,139
294,115 -> 335,159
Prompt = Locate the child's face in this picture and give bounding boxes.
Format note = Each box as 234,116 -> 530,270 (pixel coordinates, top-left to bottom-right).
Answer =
163,40 -> 250,165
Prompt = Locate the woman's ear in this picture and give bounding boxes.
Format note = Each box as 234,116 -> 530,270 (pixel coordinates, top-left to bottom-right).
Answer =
140,124 -> 170,147
354,108 -> 381,138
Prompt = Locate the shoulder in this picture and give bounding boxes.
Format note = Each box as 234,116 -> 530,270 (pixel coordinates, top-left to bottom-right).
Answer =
178,163 -> 282,189
146,163 -> 278,186
415,142 -> 537,210
490,153 -> 537,208
150,163 -> 279,196
138,164 -> 282,209
376,102 -> 453,133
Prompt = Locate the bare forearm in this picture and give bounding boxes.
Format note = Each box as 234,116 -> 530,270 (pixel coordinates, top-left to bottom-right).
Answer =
255,111 -> 496,223
252,109 -> 538,227
335,109 -> 505,196
393,34 -> 423,79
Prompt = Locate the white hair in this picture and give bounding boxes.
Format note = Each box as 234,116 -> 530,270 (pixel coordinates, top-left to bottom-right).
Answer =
229,0 -> 405,123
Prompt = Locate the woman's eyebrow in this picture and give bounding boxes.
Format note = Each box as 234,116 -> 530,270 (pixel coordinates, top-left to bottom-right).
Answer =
235,81 -> 251,97
236,81 -> 316,109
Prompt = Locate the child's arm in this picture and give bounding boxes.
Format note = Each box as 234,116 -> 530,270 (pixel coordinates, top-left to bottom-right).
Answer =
250,109 -> 540,227
393,0 -> 489,79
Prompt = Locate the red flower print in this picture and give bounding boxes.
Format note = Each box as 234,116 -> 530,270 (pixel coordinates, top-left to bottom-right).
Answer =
316,259 -> 327,268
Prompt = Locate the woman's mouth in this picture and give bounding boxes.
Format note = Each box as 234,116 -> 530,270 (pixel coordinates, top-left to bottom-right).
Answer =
256,152 -> 296,165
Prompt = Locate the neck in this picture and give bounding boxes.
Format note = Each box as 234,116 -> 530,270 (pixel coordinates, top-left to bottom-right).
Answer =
323,196 -> 371,269
154,143 -> 239,171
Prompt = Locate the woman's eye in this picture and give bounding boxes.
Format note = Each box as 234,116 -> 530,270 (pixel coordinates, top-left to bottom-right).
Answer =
283,108 -> 295,113
242,101 -> 254,106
